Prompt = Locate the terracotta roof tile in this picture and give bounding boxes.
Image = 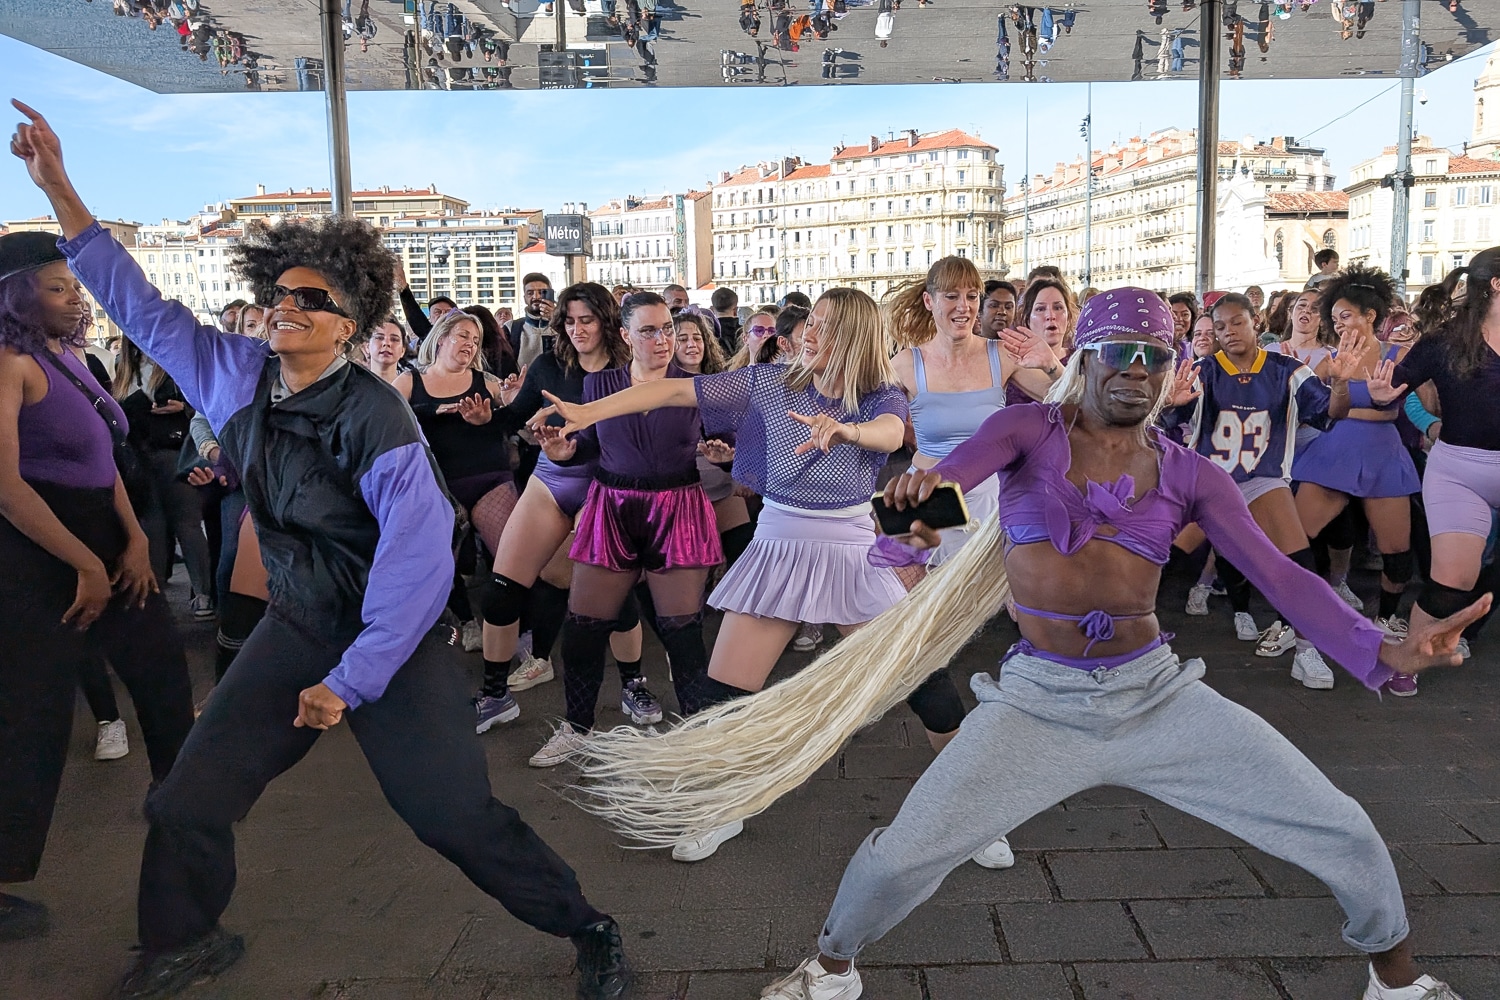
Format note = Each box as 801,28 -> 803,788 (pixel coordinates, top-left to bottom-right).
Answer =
830,129 -> 995,161
1266,191 -> 1349,213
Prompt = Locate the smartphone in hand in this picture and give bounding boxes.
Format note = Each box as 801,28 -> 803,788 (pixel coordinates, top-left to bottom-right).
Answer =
871,482 -> 970,536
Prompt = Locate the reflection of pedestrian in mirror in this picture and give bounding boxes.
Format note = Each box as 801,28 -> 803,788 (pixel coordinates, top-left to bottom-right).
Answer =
877,0 -> 895,44
740,0 -> 761,37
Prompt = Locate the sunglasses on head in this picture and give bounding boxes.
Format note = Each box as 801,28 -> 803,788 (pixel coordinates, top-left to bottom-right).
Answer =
268,285 -> 350,318
1081,340 -> 1176,373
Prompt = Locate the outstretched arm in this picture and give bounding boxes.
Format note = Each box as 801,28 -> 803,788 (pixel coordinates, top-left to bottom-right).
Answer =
541,376 -> 698,437
11,100 -> 264,428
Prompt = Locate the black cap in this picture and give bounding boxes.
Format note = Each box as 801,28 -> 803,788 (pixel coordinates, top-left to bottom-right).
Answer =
1467,246 -> 1500,282
0,231 -> 66,283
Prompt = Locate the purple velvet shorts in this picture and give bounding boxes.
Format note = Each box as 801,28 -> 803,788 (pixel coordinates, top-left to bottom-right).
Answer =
570,480 -> 723,573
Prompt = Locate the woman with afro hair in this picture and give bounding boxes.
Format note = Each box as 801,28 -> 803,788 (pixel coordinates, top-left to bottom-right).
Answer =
10,100 -> 634,1000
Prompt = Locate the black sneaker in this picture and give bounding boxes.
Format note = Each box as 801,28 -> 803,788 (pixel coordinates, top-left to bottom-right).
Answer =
116,926 -> 245,998
0,893 -> 49,941
571,918 -> 634,999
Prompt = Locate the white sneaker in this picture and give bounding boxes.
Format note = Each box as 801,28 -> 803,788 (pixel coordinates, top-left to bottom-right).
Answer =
189,593 -> 215,621
507,656 -> 554,692
1361,965 -> 1463,999
1255,620 -> 1296,657
1375,615 -> 1409,640
528,724 -> 586,768
94,720 -> 128,761
1185,583 -> 1211,616
972,836 -> 1015,869
671,819 -> 744,862
1333,580 -> 1364,610
460,620 -> 483,652
1234,612 -> 1260,642
1290,646 -> 1335,690
761,957 -> 862,1000
1457,637 -> 1471,661
792,622 -> 824,652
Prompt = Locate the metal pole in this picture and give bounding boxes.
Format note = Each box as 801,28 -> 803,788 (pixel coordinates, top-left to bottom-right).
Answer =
1083,83 -> 1093,288
1194,0 -> 1222,297
555,0 -> 567,51
1389,0 -> 1420,297
1023,99 -> 1031,278
319,0 -> 353,216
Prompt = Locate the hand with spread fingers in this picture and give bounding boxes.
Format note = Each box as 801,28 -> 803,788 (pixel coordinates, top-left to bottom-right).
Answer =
790,410 -> 856,454
1166,356 -> 1201,408
1379,594 -> 1491,676
998,325 -> 1059,371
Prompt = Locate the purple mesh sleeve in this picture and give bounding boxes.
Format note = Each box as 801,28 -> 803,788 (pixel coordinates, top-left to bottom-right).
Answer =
931,404 -> 1047,494
695,366 -> 758,437
1188,458 -> 1393,690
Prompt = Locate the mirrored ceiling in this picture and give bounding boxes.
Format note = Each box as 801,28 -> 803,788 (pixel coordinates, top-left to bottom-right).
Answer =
0,0 -> 1493,92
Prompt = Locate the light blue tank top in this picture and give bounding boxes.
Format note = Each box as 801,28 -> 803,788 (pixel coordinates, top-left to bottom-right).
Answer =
909,339 -> 1007,459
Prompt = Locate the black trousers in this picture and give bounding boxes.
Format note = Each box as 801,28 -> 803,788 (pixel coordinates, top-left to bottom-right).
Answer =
137,609 -> 605,951
0,484 -> 194,884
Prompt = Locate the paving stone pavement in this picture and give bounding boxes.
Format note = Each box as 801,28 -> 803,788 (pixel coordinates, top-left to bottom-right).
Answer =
3,567 -> 1497,1000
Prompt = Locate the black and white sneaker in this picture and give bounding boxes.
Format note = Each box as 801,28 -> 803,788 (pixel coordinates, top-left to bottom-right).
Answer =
116,926 -> 245,998
571,918 -> 634,999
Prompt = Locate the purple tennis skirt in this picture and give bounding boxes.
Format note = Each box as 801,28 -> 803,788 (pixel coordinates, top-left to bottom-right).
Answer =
709,504 -> 907,626
570,480 -> 723,573
1291,418 -> 1420,498
532,456 -> 594,519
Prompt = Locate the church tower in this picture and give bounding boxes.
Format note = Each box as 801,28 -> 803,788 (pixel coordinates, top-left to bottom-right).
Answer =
1471,48 -> 1500,161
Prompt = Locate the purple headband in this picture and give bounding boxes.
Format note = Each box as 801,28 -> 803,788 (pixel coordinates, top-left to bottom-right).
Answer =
1072,287 -> 1175,349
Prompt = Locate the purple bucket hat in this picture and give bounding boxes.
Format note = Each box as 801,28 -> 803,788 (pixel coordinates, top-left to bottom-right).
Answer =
1072,287 -> 1175,349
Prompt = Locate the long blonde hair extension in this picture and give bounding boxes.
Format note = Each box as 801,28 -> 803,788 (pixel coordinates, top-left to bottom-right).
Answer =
568,514 -> 1009,847
884,256 -> 984,349
785,287 -> 895,415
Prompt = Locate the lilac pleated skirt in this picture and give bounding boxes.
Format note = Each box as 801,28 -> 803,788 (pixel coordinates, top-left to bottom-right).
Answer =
570,480 -> 723,573
710,504 -> 906,625
1291,418 -> 1420,499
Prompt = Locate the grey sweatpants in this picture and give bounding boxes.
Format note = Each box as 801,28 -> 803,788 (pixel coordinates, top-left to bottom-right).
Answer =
819,644 -> 1408,960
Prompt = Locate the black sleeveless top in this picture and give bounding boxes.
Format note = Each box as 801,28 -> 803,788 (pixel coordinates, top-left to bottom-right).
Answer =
408,369 -> 512,484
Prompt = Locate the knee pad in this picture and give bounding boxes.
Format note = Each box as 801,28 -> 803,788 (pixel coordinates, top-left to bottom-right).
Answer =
614,590 -> 641,633
481,573 -> 528,628
1321,508 -> 1357,550
905,668 -> 965,735
1287,547 -> 1316,573
1380,550 -> 1414,586
1417,579 -> 1481,621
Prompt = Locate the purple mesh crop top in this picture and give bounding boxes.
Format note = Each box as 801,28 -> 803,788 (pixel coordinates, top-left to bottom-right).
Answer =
930,402 -> 1391,689
695,363 -> 909,509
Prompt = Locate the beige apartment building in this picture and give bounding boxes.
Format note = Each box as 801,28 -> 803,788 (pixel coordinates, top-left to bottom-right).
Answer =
588,192 -> 714,293
1345,49 -> 1500,289
383,211 -> 542,313
711,129 -> 1006,306
228,184 -> 470,226
1003,129 -> 1337,294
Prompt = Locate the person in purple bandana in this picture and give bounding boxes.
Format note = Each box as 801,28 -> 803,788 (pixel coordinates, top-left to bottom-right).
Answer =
767,288 -> 1485,1000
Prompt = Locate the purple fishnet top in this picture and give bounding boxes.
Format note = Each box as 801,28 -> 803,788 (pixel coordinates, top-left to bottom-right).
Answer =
695,364 -> 908,510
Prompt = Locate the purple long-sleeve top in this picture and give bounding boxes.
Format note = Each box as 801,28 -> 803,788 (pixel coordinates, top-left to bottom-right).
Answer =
572,363 -> 704,482
934,402 -> 1393,690
61,222 -> 454,709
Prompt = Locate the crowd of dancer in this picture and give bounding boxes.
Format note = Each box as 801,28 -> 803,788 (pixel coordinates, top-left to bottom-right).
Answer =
1,99 -> 1494,1000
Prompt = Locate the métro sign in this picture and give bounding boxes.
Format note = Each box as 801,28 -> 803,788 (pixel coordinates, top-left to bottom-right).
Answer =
544,214 -> 592,257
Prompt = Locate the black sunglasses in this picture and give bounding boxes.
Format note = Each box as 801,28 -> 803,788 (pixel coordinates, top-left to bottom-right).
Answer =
267,285 -> 350,318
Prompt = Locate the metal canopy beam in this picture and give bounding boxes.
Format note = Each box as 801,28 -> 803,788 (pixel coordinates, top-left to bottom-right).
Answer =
319,0 -> 353,217
1194,0 -> 1222,298
1389,0 -> 1422,298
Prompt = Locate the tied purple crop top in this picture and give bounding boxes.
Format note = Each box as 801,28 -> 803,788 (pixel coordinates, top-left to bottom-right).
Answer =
927,402 -> 1392,689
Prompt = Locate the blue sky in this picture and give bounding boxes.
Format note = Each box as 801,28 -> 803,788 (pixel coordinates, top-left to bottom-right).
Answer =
0,34 -> 1493,224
